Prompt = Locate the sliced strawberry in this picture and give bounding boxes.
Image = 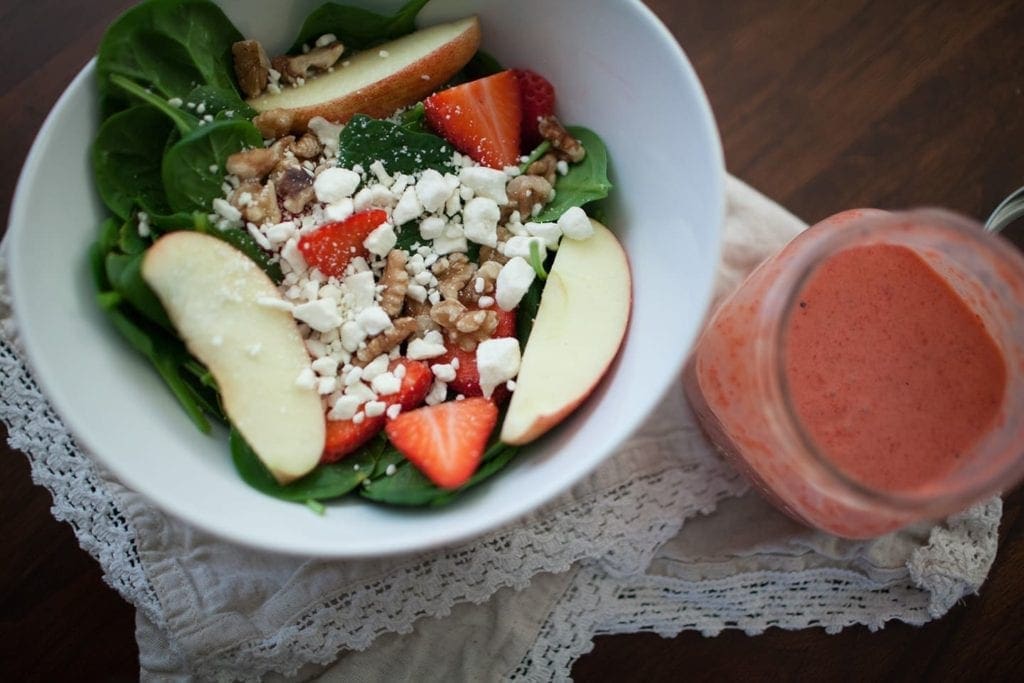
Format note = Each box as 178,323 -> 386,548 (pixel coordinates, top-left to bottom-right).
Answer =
512,69 -> 556,150
322,415 -> 385,464
297,209 -> 388,278
437,306 -> 516,402
385,397 -> 498,489
387,358 -> 433,413
320,359 -> 434,464
423,70 -> 522,169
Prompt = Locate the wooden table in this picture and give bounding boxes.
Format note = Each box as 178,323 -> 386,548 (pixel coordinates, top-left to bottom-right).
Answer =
2,1 -> 1022,679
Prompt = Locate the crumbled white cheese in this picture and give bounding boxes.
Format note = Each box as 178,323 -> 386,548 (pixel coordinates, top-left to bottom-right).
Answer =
328,394 -> 361,420
256,296 -> 294,312
315,167 -> 361,203
316,33 -> 337,47
407,331 -> 447,360
425,379 -> 448,405
525,221 -> 562,248
295,367 -> 317,390
558,206 -> 594,240
308,117 -> 343,156
344,381 -> 376,403
416,169 -> 451,213
502,235 -> 545,259
392,185 -> 424,225
364,400 -> 387,417
419,215 -> 446,240
458,166 -> 508,204
356,306 -> 392,335
476,338 -> 521,399
462,197 -> 500,247
340,320 -> 367,352
324,198 -> 355,222
344,270 -> 377,310
431,363 -> 457,382
311,357 -> 339,377
496,257 -> 537,311
361,354 -> 390,381
317,376 -> 338,395
386,404 -> 402,420
293,299 -> 343,332
371,371 -> 401,396
363,222 -> 397,256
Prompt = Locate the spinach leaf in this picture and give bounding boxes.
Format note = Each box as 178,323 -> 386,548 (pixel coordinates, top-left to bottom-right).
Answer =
399,102 -> 427,133
532,127 -> 613,222
463,50 -> 505,80
118,216 -> 149,255
90,219 -> 121,291
97,0 -> 243,114
109,74 -> 199,135
360,441 -> 519,507
95,292 -> 213,433
184,84 -> 256,121
93,105 -> 175,220
289,0 -> 430,54
516,277 -> 544,346
105,252 -> 171,329
518,141 -> 551,174
191,213 -> 284,284
162,118 -> 262,213
230,428 -> 378,501
338,114 -> 456,176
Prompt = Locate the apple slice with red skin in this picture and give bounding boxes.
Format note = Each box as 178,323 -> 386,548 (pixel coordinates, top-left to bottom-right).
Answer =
248,16 -> 481,131
141,232 -> 325,484
500,220 -> 632,445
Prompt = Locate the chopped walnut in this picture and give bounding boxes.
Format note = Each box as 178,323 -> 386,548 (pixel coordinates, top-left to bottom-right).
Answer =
431,300 -> 499,351
230,180 -> 280,225
226,146 -> 281,180
253,108 -> 294,139
232,40 -> 271,98
481,226 -> 513,265
290,133 -> 322,159
403,297 -> 438,336
273,165 -> 315,214
527,152 -> 559,186
272,42 -> 345,85
538,115 -> 586,163
355,317 -> 417,365
459,260 -> 501,305
431,253 -> 477,301
506,175 -> 554,218
379,250 -> 410,317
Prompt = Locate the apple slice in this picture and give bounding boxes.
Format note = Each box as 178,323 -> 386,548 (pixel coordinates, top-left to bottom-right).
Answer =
501,220 -> 632,445
249,16 -> 481,130
141,232 -> 325,484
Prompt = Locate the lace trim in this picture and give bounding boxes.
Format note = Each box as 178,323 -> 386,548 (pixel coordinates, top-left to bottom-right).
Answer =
511,497 -> 1002,681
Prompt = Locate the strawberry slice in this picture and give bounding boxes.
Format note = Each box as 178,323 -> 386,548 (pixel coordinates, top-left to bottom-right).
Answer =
423,70 -> 522,169
512,69 -> 556,150
438,306 -> 516,401
385,397 -> 498,489
297,209 -> 388,278
320,359 -> 433,464
322,415 -> 385,464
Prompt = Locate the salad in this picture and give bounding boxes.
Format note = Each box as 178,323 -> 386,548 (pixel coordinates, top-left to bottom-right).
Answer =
89,0 -> 628,510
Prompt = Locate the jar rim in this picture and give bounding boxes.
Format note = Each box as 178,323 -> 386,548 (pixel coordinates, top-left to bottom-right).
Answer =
760,208 -> 1024,515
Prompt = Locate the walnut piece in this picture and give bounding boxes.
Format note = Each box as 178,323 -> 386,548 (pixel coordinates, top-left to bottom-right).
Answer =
226,146 -> 281,180
527,152 -> 559,186
291,133 -> 322,159
506,175 -> 554,218
431,300 -> 499,351
379,250 -> 410,317
232,40 -> 271,98
432,253 -> 477,301
403,297 -> 438,336
355,317 -> 417,365
459,260 -> 501,305
253,108 -> 294,140
538,115 -> 586,163
230,180 -> 280,225
272,42 -> 345,85
273,166 -> 315,214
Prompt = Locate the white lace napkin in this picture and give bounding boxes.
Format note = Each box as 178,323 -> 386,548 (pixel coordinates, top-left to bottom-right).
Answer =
0,176 -> 1000,681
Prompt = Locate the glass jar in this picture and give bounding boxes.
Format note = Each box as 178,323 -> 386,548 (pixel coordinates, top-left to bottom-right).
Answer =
684,208 -> 1024,538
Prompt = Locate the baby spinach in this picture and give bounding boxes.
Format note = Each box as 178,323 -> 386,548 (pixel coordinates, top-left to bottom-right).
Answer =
109,74 -> 199,136
183,84 -> 255,121
230,428 -> 379,502
360,441 -> 519,507
104,251 -> 172,330
338,114 -> 456,176
532,127 -> 612,222
289,0 -> 430,54
162,118 -> 263,213
97,0 -> 243,115
93,105 -> 175,220
516,277 -> 544,346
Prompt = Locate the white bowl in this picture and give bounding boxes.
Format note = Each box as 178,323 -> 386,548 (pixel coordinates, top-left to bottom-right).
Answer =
7,0 -> 723,557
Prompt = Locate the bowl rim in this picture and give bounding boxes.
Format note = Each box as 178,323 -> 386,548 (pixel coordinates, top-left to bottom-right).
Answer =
5,0 -> 725,557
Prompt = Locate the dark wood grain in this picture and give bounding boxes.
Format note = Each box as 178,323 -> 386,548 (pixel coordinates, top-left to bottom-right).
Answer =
1,1 -> 1022,680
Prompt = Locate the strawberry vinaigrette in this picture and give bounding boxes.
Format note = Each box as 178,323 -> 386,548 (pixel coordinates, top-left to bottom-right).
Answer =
685,209 -> 1024,538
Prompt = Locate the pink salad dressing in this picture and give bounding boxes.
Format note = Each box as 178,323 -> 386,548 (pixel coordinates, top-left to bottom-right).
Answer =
685,209 -> 1024,538
784,243 -> 1006,492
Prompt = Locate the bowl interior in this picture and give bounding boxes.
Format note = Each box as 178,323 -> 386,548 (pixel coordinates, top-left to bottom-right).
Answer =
6,0 -> 723,557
